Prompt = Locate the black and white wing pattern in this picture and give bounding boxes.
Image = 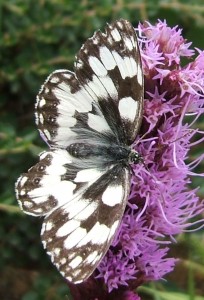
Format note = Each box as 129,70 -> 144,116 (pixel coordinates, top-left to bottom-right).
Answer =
15,19 -> 144,284
16,149 -> 131,282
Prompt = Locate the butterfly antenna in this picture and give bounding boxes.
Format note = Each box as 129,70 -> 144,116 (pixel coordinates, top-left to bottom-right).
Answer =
171,128 -> 194,144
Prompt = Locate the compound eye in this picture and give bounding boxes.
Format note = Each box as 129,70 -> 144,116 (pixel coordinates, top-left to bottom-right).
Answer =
129,150 -> 143,164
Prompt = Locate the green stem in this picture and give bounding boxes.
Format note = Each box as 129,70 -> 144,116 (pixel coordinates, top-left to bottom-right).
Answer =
0,203 -> 23,214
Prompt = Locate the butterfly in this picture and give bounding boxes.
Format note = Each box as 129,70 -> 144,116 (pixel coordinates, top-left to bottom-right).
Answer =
15,19 -> 144,284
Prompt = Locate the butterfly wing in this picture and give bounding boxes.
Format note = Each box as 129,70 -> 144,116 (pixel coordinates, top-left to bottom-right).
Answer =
16,149 -> 131,282
75,19 -> 143,145
35,19 -> 143,148
35,70 -> 115,148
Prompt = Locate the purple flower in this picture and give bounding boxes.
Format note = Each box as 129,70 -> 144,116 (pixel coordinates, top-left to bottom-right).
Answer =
69,19 -> 204,299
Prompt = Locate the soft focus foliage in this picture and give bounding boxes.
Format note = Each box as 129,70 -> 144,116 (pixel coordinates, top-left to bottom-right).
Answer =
1,1 -> 204,299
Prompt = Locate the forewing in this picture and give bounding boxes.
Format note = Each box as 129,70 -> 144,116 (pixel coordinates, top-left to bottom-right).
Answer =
35,19 -> 143,148
75,19 -> 144,145
41,165 -> 131,283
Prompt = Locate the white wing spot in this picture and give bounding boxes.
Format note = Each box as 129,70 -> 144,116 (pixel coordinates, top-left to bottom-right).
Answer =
128,57 -> 138,78
99,46 -> 116,70
64,227 -> 87,249
50,76 -> 60,84
64,199 -> 89,219
85,250 -> 98,264
63,73 -> 72,79
76,202 -> 97,221
75,60 -> 83,69
45,221 -> 53,231
86,75 -> 108,98
119,97 -> 138,121
111,28 -> 121,41
39,151 -> 48,159
77,222 -> 110,247
72,268 -> 81,278
93,35 -> 100,45
87,113 -> 111,132
108,220 -> 120,241
50,183 -> 76,207
23,201 -> 33,208
42,240 -> 46,248
92,253 -> 103,265
39,114 -> 44,124
20,190 -> 26,196
39,98 -> 46,107
112,52 -> 127,79
73,278 -> 83,284
66,276 -> 73,282
56,220 -> 80,237
60,258 -> 67,264
74,168 -> 102,182
35,113 -> 39,125
137,65 -> 143,86
54,248 -> 61,256
117,21 -> 124,30
81,44 -> 88,54
19,176 -> 27,186
41,223 -> 46,235
68,252 -> 75,260
124,37 -> 134,51
33,208 -> 43,213
89,56 -> 107,77
60,271 -> 65,276
107,35 -> 113,44
69,255 -> 83,268
98,76 -> 118,99
44,88 -> 49,94
102,185 -> 123,206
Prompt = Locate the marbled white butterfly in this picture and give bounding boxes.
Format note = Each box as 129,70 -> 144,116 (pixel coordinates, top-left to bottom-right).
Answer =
15,19 -> 144,283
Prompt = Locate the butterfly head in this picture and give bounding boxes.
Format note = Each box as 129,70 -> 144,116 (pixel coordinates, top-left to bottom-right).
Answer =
128,149 -> 143,165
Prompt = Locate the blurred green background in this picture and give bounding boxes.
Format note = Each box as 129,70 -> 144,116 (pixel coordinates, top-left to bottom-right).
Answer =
1,0 -> 204,299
